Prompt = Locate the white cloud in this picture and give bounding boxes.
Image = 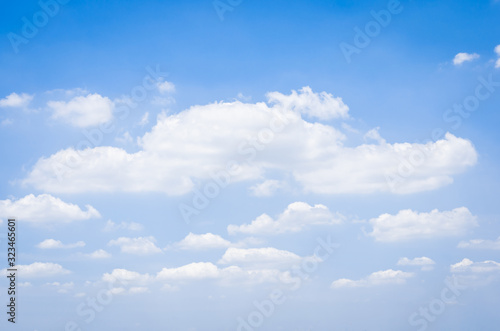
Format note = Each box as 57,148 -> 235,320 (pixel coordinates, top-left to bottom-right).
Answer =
228,202 -> 340,236
449,258 -> 500,287
331,269 -> 414,288
108,236 -> 162,255
86,249 -> 112,259
36,239 -> 85,249
494,45 -> 500,68
218,247 -> 306,269
156,262 -> 284,285
24,88 -> 477,195
157,81 -> 175,94
450,258 -> 500,273
173,233 -> 231,250
0,194 -> 100,225
103,220 -> 143,232
267,86 -> 349,120
453,52 -> 480,65
102,268 -> 151,285
2,262 -> 70,278
249,179 -> 284,197
458,237 -> 500,250
0,92 -> 33,108
364,127 -> 386,144
48,93 -> 114,127
368,207 -> 477,242
157,262 -> 220,281
397,257 -> 435,271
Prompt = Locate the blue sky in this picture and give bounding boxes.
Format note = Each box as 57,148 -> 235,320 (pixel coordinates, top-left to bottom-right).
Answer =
1,0 -> 500,330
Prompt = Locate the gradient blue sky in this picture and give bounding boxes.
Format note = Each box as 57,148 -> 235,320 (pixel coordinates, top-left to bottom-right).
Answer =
1,0 -> 500,330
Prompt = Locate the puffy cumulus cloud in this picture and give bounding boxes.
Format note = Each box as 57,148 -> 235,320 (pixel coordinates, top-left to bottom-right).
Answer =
36,239 -> 85,249
23,88 -> 477,195
368,207 -> 477,242
173,233 -> 231,250
0,92 -> 33,108
397,257 -> 435,271
47,93 -> 114,127
218,247 -> 308,269
86,249 -> 112,259
266,86 -> 349,120
0,194 -> 100,225
331,269 -> 414,289
453,52 -> 480,66
2,262 -> 70,278
458,237 -> 500,250
108,236 -> 162,255
228,202 -> 340,236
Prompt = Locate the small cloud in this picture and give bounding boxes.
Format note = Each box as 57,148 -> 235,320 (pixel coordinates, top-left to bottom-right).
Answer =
172,233 -> 231,250
36,239 -> 85,249
228,202 -> 341,236
2,262 -> 70,278
108,236 -> 162,255
364,127 -> 386,144
86,249 -> 112,259
331,269 -> 414,288
0,194 -> 100,226
48,93 -> 114,127
453,52 -> 480,66
157,81 -> 175,94
0,92 -> 33,108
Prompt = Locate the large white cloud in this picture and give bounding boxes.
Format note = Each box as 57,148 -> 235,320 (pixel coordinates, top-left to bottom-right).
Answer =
23,87 -> 477,195
2,262 -> 70,278
227,202 -> 340,235
368,207 -> 477,242
0,194 -> 100,225
331,269 -> 414,288
47,93 -> 114,127
108,236 -> 162,255
0,92 -> 33,108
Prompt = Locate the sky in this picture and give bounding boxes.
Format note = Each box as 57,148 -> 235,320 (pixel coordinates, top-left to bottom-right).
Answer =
0,0 -> 500,330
